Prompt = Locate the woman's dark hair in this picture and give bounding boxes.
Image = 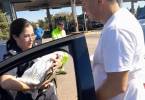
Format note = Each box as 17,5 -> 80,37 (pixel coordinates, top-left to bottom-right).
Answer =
7,18 -> 31,51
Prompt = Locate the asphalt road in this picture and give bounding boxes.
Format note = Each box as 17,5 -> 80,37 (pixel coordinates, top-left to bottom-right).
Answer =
54,32 -> 100,100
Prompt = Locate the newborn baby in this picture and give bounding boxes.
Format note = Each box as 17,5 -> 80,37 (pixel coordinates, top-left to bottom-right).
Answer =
17,51 -> 68,85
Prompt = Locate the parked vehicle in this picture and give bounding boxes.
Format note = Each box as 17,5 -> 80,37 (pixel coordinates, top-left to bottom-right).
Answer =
88,21 -> 103,30
139,19 -> 145,33
0,33 -> 96,100
139,19 -> 145,40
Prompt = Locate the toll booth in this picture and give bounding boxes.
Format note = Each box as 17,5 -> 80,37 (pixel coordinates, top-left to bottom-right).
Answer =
0,33 -> 96,100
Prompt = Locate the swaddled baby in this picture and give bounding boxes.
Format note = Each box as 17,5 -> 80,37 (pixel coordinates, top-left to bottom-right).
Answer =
17,51 -> 68,85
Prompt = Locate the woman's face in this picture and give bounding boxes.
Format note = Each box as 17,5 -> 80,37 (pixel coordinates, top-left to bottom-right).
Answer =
14,25 -> 35,51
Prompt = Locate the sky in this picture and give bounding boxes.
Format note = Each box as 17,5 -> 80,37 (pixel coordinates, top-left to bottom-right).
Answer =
16,1 -> 145,22
16,6 -> 82,22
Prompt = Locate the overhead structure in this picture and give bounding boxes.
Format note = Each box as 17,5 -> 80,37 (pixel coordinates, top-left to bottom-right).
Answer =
0,0 -> 17,23
0,0 -> 82,31
0,0 -> 144,28
11,0 -> 82,11
8,0 -> 144,11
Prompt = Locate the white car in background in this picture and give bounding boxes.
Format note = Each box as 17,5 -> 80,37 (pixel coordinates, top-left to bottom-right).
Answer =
139,19 -> 145,36
139,19 -> 145,86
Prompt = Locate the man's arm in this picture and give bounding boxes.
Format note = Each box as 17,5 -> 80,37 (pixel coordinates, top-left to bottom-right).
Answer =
96,71 -> 129,100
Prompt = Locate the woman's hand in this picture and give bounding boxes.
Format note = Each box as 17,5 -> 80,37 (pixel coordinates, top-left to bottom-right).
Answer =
0,75 -> 31,91
38,80 -> 50,90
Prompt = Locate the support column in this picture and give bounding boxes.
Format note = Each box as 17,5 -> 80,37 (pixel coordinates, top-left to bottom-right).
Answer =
2,0 -> 17,23
46,8 -> 53,31
118,0 -> 123,7
11,3 -> 17,20
82,6 -> 87,32
47,9 -> 52,24
71,0 -> 79,32
83,11 -> 87,32
130,1 -> 135,15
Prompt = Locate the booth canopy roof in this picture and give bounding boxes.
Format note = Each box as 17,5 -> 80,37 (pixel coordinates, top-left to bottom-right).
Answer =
11,0 -> 82,11
1,0 -> 144,11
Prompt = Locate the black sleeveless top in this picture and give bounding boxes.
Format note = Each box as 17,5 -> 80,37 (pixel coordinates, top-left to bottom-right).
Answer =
0,45 -> 52,100
0,48 -> 34,100
3,49 -> 34,77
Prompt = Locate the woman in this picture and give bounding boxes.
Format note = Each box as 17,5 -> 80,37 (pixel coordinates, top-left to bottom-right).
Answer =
0,18 -> 61,100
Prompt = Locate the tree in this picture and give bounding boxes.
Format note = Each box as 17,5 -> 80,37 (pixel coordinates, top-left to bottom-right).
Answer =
0,10 -> 9,40
53,12 -> 73,23
37,19 -> 48,31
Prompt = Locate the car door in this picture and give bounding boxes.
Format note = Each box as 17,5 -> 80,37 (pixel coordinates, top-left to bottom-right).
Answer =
0,33 -> 96,100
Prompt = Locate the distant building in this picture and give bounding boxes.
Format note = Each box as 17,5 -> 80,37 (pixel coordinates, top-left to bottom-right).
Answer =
136,6 -> 145,19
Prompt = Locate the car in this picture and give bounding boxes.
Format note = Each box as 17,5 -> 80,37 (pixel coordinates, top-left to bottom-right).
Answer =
91,21 -> 103,28
0,33 -> 96,100
0,41 -> 6,61
88,21 -> 103,30
139,19 -> 145,33
139,19 -> 145,40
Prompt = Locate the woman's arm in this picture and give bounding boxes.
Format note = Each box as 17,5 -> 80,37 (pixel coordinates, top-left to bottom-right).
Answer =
0,52 -> 64,91
0,74 -> 32,91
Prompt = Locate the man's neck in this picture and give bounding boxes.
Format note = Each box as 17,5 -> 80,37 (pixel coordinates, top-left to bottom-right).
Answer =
110,2 -> 120,15
103,2 -> 120,23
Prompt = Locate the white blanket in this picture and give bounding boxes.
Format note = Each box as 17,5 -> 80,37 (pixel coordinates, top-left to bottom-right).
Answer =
17,51 -> 66,85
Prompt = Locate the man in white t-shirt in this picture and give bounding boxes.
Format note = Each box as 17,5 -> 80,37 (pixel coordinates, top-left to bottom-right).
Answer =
82,0 -> 145,100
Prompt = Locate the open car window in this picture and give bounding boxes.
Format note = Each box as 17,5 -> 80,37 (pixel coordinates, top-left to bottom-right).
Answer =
0,33 -> 96,100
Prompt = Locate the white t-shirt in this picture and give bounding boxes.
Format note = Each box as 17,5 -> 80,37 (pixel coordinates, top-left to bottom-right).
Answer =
92,8 -> 145,100
61,30 -> 66,37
